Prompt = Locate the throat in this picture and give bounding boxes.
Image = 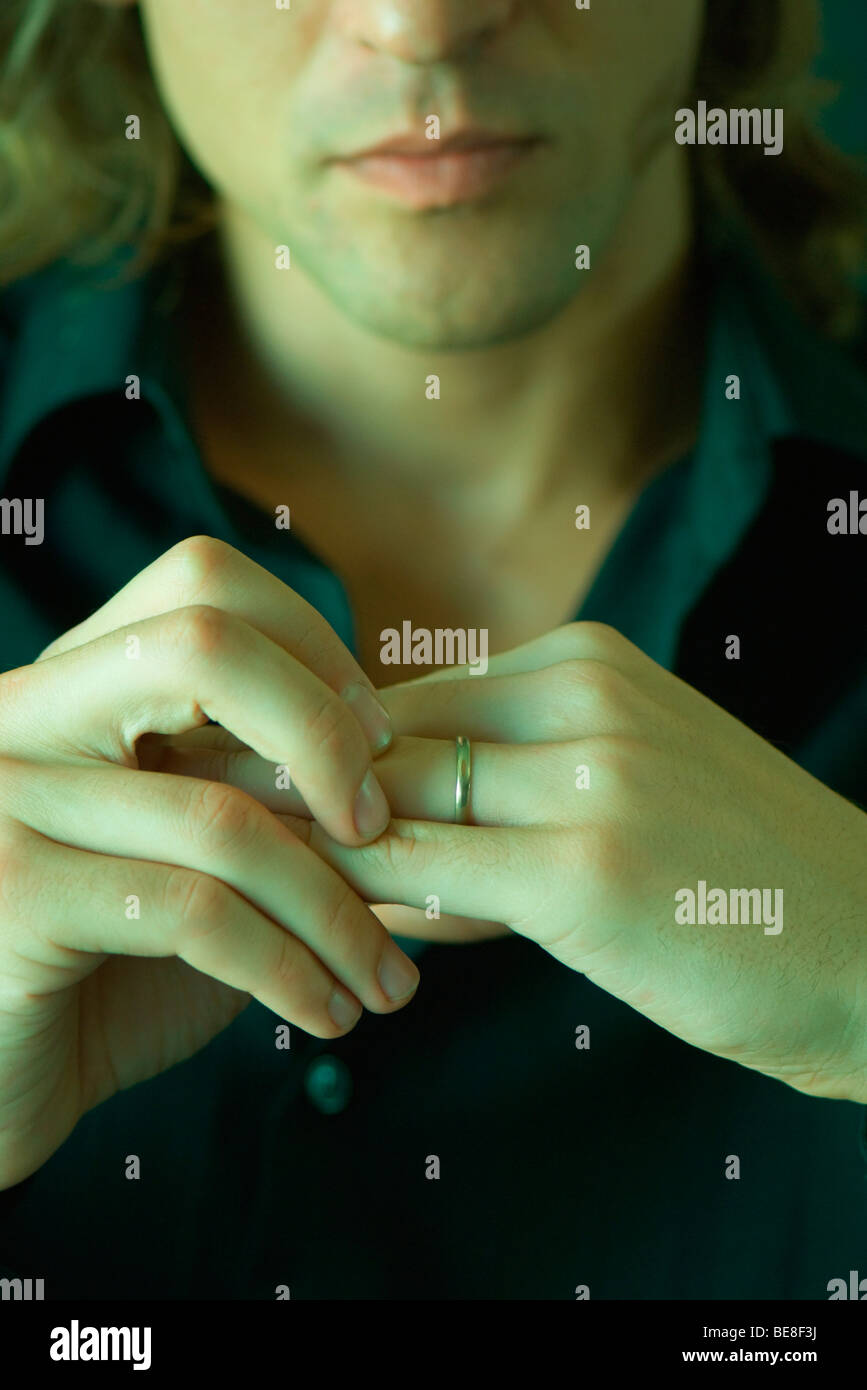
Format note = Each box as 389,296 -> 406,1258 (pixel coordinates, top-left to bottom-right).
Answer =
186,381 -> 655,686
299,482 -> 643,685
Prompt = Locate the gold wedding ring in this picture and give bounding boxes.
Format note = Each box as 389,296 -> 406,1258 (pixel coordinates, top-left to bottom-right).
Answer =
455,734 -> 472,824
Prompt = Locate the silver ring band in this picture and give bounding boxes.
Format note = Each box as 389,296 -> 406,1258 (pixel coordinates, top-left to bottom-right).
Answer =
455,735 -> 472,824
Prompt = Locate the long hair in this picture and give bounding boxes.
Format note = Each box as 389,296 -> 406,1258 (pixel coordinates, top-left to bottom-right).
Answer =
1,0 -> 865,337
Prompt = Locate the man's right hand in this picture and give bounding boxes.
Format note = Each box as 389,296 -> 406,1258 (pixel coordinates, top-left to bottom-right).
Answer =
0,536 -> 420,1191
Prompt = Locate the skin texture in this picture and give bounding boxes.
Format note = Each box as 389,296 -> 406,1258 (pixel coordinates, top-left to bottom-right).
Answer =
163,624 -> 867,1104
135,0 -> 703,346
0,1 -> 864,1192
146,0 -> 706,512
159,0 -> 708,685
0,540 -> 421,1191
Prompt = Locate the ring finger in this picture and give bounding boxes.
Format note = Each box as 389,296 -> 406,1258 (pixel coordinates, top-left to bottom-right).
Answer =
147,734 -> 591,827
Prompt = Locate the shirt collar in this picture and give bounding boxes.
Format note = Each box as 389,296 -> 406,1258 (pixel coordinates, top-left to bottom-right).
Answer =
687,235 -> 867,571
568,234 -> 867,669
709,235 -> 867,455
0,243 -> 189,483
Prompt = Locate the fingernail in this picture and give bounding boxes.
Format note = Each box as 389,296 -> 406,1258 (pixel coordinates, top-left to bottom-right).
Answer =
341,681 -> 392,755
378,942 -> 420,1003
328,988 -> 362,1031
353,769 -> 390,839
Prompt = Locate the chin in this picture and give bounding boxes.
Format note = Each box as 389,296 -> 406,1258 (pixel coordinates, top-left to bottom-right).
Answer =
328,273 -> 577,352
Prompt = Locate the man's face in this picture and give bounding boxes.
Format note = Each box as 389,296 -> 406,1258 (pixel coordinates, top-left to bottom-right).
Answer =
136,0 -> 704,349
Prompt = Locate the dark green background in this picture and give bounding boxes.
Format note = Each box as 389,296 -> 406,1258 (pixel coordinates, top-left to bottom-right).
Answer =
817,0 -> 866,149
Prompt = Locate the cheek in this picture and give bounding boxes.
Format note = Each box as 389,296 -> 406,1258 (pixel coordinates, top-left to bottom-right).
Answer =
540,0 -> 703,63
139,1 -> 308,205
617,4 -> 706,174
540,0 -> 704,148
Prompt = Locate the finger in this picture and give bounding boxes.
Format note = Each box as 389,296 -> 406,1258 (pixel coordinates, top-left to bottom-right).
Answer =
1,826 -> 365,1039
135,727 -> 250,773
19,606 -> 392,847
6,763 -> 421,1015
36,536 -> 393,757
148,726 -> 249,752
370,903 -> 509,943
378,661 -> 639,742
147,734 -> 580,827
281,813 -> 541,925
378,620 -> 643,687
144,743 -> 311,817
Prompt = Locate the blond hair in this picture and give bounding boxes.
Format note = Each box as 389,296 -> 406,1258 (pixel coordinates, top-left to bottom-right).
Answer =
1,0 -> 865,337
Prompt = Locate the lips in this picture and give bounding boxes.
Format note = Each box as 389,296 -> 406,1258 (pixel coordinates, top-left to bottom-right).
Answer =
348,129 -> 536,158
330,129 -> 543,209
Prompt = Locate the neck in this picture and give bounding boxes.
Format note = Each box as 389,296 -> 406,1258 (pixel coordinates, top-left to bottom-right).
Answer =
189,142 -> 705,514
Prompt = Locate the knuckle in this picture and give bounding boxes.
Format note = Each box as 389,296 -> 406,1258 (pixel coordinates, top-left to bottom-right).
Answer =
532,626 -> 580,667
379,822 -> 466,876
363,826 -> 416,877
314,880 -> 366,953
542,621 -> 623,666
546,658 -> 627,728
269,931 -> 315,1006
559,656 -> 612,692
164,603 -> 235,661
341,824 -> 415,883
302,692 -> 360,766
164,536 -> 238,602
569,620 -> 621,656
163,867 -> 230,940
186,781 -> 263,859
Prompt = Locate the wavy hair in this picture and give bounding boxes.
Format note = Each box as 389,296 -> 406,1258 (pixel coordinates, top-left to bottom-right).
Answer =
1,0 -> 865,337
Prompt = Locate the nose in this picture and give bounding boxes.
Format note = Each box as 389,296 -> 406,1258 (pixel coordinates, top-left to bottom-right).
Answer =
338,0 -> 517,65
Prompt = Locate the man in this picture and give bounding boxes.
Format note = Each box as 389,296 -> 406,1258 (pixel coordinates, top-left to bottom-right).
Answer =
0,0 -> 865,1299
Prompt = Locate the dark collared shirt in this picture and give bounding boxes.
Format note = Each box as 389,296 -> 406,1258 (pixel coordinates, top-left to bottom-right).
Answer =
0,234 -> 865,1298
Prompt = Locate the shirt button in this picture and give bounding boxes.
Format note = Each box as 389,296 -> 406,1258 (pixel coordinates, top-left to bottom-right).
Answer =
304,1054 -> 353,1115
